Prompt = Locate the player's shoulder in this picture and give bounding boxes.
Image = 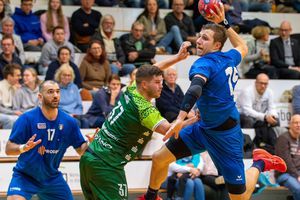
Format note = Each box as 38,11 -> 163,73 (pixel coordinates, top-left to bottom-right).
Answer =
58,109 -> 77,123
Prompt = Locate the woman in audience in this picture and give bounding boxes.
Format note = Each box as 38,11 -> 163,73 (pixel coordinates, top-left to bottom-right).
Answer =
40,0 -> 70,41
54,63 -> 83,117
45,46 -> 82,88
79,40 -> 111,93
82,74 -> 122,128
240,26 -> 277,79
13,67 -> 40,113
0,0 -> 11,32
137,0 -> 183,53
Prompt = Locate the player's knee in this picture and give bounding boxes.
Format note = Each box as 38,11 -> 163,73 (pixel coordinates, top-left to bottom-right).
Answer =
226,183 -> 246,195
152,151 -> 170,167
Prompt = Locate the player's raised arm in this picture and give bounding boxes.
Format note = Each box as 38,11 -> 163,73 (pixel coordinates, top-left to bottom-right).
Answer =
205,3 -> 248,58
6,134 -> 42,156
153,41 -> 191,71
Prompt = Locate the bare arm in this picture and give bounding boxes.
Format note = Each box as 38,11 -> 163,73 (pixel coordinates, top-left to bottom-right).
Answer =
6,134 -> 42,156
153,41 -> 191,71
75,142 -> 89,156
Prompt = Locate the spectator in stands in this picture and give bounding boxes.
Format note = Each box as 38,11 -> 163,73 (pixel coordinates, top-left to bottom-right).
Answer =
292,85 -> 300,114
71,0 -> 102,52
54,64 -> 83,117
124,0 -> 169,8
241,26 -> 277,79
40,0 -> 70,42
248,0 -> 271,12
0,64 -> 21,129
200,151 -> 229,200
120,21 -> 156,67
165,154 -> 205,200
12,0 -> 44,51
137,0 -> 183,54
156,68 -> 195,122
0,0 -> 11,32
275,114 -> 300,200
39,26 -> 75,75
0,35 -> 23,80
82,74 -> 122,128
92,14 -> 135,76
237,73 -> 278,128
13,67 -> 39,113
79,40 -> 111,92
164,0 -> 197,54
45,46 -> 82,88
270,20 -> 300,79
0,16 -> 25,64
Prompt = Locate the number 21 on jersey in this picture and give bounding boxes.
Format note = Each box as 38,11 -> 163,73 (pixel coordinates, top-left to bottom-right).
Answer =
225,66 -> 238,96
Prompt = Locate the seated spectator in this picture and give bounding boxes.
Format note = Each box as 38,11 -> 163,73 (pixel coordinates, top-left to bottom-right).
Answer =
45,46 -> 82,88
71,0 -> 102,52
81,74 -> 122,128
39,26 -> 75,75
92,14 -> 135,76
292,85 -> 300,114
0,64 -> 22,129
241,26 -> 277,79
275,114 -> 300,200
13,67 -> 39,113
120,21 -> 156,67
79,40 -> 111,92
12,0 -> 44,51
0,35 -> 23,80
54,64 -> 83,116
275,0 -> 298,13
40,0 -> 70,42
270,20 -> 300,79
137,0 -> 183,54
164,0 -> 197,54
0,0 -> 12,32
0,16 -> 25,64
156,68 -> 195,122
164,154 -> 205,200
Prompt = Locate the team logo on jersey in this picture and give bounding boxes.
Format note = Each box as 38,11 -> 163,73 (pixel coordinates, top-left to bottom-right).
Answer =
37,123 -> 46,129
59,124 -> 64,130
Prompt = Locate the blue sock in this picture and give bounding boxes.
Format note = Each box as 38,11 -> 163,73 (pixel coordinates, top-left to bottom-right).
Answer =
252,160 -> 265,172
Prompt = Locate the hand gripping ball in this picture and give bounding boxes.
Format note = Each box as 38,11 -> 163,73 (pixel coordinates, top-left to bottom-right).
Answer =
198,0 -> 221,18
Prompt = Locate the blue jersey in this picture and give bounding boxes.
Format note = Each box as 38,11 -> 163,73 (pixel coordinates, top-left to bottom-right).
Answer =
189,49 -> 242,129
9,107 -> 85,182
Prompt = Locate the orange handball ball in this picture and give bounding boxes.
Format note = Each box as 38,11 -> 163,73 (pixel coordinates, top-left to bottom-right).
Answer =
198,0 -> 221,18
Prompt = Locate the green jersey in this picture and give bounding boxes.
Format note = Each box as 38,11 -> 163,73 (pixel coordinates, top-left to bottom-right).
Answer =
89,83 -> 166,168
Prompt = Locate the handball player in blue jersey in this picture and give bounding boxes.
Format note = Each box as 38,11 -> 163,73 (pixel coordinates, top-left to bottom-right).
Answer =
5,80 -> 90,200
142,3 -> 287,200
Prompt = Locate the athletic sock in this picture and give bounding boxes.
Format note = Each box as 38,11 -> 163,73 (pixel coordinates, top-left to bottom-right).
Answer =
145,187 -> 158,200
252,160 -> 265,172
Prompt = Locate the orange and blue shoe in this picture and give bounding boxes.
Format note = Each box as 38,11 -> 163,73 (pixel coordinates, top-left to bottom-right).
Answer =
137,194 -> 163,200
253,148 -> 287,173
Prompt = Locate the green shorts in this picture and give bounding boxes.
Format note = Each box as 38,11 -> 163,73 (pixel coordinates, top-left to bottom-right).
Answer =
79,151 -> 128,200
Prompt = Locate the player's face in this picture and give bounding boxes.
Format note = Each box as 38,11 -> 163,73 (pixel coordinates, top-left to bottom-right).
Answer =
145,75 -> 163,99
196,29 -> 219,56
40,83 -> 60,109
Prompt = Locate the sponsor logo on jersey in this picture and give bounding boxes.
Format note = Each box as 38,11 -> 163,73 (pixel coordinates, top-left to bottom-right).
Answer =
9,187 -> 21,191
236,175 -> 243,181
37,123 -> 46,129
125,154 -> 131,161
137,138 -> 144,144
59,124 -> 64,130
143,131 -> 150,136
131,146 -> 138,153
38,145 -> 59,155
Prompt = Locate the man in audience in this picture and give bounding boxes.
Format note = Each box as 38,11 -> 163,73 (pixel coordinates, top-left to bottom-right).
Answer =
12,0 -> 44,51
0,64 -> 22,129
71,0 -> 102,52
0,35 -> 23,80
39,26 -> 75,75
156,68 -> 195,123
270,20 -> 300,79
275,114 -> 300,200
164,0 -> 197,54
120,21 -> 156,67
0,16 -> 25,64
92,14 -> 135,76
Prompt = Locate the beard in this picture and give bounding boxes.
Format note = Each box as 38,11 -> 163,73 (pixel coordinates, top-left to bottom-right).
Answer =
43,97 -> 59,109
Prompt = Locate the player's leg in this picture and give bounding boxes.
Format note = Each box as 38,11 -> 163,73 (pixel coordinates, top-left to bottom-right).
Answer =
7,172 -> 36,200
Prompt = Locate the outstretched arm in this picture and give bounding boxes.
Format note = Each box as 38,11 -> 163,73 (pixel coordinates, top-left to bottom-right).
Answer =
153,41 -> 191,70
6,134 -> 42,156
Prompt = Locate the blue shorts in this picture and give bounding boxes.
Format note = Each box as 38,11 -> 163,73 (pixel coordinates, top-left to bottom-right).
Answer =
7,171 -> 73,200
180,122 -> 245,185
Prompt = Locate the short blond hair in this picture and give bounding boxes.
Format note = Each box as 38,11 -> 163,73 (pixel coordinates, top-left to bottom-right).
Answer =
251,26 -> 270,40
54,64 -> 75,83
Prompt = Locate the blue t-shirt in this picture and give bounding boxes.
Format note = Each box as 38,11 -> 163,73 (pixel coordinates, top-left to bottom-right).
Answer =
189,49 -> 242,129
9,107 -> 85,182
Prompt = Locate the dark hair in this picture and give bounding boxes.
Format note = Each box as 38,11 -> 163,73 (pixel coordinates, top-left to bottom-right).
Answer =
137,0 -> 160,24
2,63 -> 21,79
57,46 -> 71,57
136,64 -> 163,86
21,0 -> 33,3
202,24 -> 227,50
84,40 -> 107,64
1,34 -> 14,44
52,25 -> 64,35
108,74 -> 121,83
0,0 -> 5,20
